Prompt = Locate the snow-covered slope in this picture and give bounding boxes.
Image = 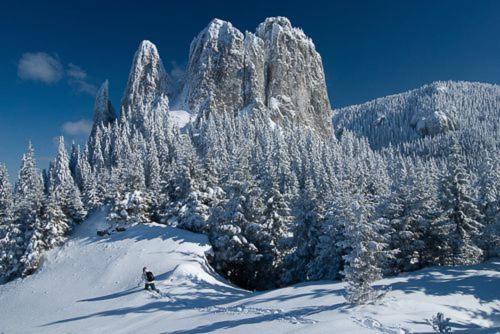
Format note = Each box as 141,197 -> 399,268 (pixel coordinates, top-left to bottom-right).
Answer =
1,212 -> 499,333
169,109 -> 192,129
333,81 -> 500,150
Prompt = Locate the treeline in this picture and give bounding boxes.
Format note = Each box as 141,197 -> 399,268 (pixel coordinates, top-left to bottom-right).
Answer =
0,139 -> 86,280
1,99 -> 498,303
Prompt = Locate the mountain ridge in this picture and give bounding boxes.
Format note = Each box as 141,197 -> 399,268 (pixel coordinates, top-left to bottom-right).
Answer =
333,80 -> 500,151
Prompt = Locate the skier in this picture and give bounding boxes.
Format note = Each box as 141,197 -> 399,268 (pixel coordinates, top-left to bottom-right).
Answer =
142,267 -> 160,293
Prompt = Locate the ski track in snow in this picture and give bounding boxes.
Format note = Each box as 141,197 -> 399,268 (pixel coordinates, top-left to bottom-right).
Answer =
199,305 -> 318,325
352,316 -> 412,334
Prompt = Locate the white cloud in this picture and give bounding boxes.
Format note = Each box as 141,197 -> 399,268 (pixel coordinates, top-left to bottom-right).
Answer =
61,119 -> 92,136
69,78 -> 98,96
67,63 -> 98,96
17,54 -> 98,96
17,52 -> 63,84
67,63 -> 88,80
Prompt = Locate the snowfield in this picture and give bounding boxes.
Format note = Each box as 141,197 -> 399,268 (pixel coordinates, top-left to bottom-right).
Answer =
169,109 -> 192,129
0,211 -> 498,334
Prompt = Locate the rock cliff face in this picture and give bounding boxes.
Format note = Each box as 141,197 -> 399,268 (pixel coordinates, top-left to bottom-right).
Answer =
253,17 -> 332,135
181,19 -> 245,119
120,18 -> 333,135
180,17 -> 332,134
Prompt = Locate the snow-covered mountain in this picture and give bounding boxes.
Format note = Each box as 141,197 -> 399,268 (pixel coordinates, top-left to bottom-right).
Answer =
180,17 -> 332,134
1,211 -> 498,334
117,17 -> 332,135
120,40 -> 170,132
333,81 -> 500,151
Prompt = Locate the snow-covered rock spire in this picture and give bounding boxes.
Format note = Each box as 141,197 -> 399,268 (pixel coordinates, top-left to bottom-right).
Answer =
254,16 -> 332,135
122,40 -> 170,130
92,80 -> 115,130
181,19 -> 245,119
181,17 -> 333,135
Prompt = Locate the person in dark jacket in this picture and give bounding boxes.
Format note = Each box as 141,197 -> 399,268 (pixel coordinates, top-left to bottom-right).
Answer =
142,267 -> 160,292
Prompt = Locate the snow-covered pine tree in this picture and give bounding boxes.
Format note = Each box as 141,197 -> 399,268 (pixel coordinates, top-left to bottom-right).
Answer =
341,186 -> 392,304
42,191 -> 70,249
124,132 -> 147,191
258,175 -> 293,284
107,130 -> 151,224
477,150 -> 498,219
145,136 -> 161,193
0,164 -> 14,233
3,143 -> 45,279
208,151 -> 265,289
42,168 -> 50,194
20,139 -> 83,277
142,135 -> 161,221
18,213 -> 46,277
69,142 -> 80,184
0,164 -> 15,279
476,149 -> 499,257
75,147 -> 101,211
167,134 -> 212,232
83,172 -> 100,212
281,176 -> 324,285
439,137 -> 484,265
272,129 -> 299,202
409,158 -> 444,267
306,175 -> 345,281
383,155 -> 427,273
49,137 -> 87,224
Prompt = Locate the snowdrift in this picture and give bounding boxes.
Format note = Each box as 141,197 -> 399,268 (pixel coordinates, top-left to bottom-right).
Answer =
0,211 -> 498,333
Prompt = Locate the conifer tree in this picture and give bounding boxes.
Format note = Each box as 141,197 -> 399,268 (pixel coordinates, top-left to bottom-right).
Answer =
42,192 -> 70,248
281,177 -> 324,285
50,137 -> 87,224
259,176 -> 293,283
18,214 -> 46,277
0,164 -> 14,232
4,143 -> 45,279
477,150 -> 499,257
69,142 -> 80,183
383,156 -> 427,273
341,191 -> 391,304
306,175 -> 345,281
439,138 -> 483,265
208,153 -> 264,289
0,164 -> 15,279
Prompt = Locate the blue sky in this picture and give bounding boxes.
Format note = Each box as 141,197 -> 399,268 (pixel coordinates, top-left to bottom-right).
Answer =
1,0 -> 499,179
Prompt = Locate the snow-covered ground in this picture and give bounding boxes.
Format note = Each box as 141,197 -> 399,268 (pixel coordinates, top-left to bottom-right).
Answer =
0,211 -> 499,334
170,109 -> 192,128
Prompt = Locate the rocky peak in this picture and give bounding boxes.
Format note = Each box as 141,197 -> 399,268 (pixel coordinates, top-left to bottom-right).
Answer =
181,19 -> 245,119
201,19 -> 243,46
255,16 -> 294,37
116,18 -> 333,136
122,40 -> 170,128
181,17 -> 332,135
92,80 -> 115,130
255,17 -> 332,135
